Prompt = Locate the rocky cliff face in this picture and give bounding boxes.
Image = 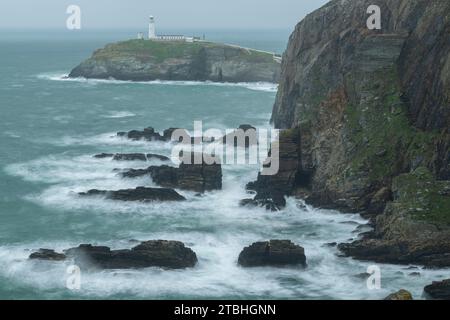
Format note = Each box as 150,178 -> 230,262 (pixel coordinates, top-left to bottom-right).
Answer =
269,0 -> 450,266
69,40 -> 281,83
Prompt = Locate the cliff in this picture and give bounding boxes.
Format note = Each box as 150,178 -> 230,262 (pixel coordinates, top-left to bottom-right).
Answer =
69,40 -> 281,83
266,0 -> 450,266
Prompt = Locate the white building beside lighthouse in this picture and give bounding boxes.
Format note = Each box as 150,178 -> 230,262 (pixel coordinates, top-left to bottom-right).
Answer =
148,16 -> 157,39
142,15 -> 201,42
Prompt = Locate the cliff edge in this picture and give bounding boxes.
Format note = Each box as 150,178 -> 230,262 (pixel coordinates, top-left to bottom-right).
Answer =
267,0 -> 450,266
69,40 -> 281,83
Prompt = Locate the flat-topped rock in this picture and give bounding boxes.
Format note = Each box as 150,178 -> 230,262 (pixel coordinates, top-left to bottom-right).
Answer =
238,240 -> 306,268
69,40 -> 281,83
31,241 -> 198,270
424,279 -> 450,300
79,187 -> 186,202
29,249 -> 66,261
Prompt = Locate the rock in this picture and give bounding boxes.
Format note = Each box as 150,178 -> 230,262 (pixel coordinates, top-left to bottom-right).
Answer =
367,187 -> 392,215
94,153 -> 114,159
424,279 -> 450,300
240,192 -> 286,212
238,240 -> 306,267
177,162 -> 222,193
69,40 -> 281,83
146,154 -> 170,162
64,240 -> 197,270
121,161 -> 222,193
339,168 -> 450,267
324,242 -> 337,247
243,128 -> 300,211
29,249 -> 66,261
79,187 -> 186,202
222,124 -> 258,148
117,127 -> 166,141
384,289 -> 413,300
269,0 -> 450,213
113,153 -> 147,161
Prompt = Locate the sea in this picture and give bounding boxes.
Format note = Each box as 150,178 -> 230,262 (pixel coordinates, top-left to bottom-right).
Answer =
0,29 -> 448,300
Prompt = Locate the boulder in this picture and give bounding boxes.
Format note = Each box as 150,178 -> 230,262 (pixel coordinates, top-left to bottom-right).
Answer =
424,279 -> 450,300
117,127 -> 166,141
240,191 -> 286,212
238,240 -> 306,267
121,161 -> 222,193
79,187 -> 186,202
384,289 -> 413,300
64,240 -> 198,270
94,153 -> 114,159
29,249 -> 66,261
113,153 -> 147,161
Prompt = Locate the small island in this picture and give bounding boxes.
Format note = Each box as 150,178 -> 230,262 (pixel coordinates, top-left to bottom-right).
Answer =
69,17 -> 281,83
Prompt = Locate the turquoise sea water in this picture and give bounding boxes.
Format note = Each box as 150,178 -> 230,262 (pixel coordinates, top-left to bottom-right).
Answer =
0,29 -> 448,300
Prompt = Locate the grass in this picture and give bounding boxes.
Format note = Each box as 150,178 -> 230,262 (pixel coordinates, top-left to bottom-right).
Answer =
91,39 -> 275,64
393,167 -> 450,225
343,67 -> 438,182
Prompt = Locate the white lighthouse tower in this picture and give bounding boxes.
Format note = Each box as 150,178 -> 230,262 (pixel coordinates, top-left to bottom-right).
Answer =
148,16 -> 157,40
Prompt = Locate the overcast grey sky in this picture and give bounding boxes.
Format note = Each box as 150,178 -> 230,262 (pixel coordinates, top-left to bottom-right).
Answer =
0,0 -> 329,30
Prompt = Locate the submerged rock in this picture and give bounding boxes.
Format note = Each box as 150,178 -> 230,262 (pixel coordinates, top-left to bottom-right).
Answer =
423,279 -> 450,300
94,153 -> 170,162
63,240 -> 198,270
79,187 -> 186,202
29,249 -> 66,261
238,240 -> 306,267
113,153 -> 147,161
94,153 -> 114,159
384,289 -> 413,300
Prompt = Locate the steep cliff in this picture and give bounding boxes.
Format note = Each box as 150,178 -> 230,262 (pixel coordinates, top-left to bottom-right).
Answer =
69,40 -> 281,83
268,0 -> 450,266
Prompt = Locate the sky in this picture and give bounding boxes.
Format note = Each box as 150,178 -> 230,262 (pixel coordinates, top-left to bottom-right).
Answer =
0,0 -> 329,30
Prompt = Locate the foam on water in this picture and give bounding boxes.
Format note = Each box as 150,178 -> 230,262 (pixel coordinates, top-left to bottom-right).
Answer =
3,145 -> 449,299
37,73 -> 279,93
103,111 -> 137,119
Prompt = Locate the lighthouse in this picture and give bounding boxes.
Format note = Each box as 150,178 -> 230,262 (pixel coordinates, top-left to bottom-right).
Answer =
149,16 -> 156,39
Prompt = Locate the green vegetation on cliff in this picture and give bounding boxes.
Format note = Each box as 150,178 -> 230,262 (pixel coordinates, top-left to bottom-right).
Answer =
69,39 -> 281,83
94,40 -> 275,64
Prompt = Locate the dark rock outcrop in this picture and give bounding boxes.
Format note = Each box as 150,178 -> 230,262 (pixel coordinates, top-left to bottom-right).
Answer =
95,153 -> 170,162
69,40 -> 281,83
270,0 -> 449,212
241,128 -> 300,211
29,249 -> 66,261
122,162 -> 222,193
384,289 -> 413,300
264,0 -> 450,266
423,279 -> 450,300
238,240 -> 306,267
117,127 -> 168,142
62,241 -> 197,270
94,153 -> 114,159
113,153 -> 147,161
338,168 -> 450,267
79,187 -> 186,202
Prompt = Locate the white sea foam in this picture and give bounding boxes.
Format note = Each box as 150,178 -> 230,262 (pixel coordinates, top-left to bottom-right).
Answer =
37,73 -> 278,92
103,111 -> 136,119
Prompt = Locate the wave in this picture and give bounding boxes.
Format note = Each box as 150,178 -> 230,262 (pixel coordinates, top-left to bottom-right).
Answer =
37,73 -> 279,92
102,111 -> 136,119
